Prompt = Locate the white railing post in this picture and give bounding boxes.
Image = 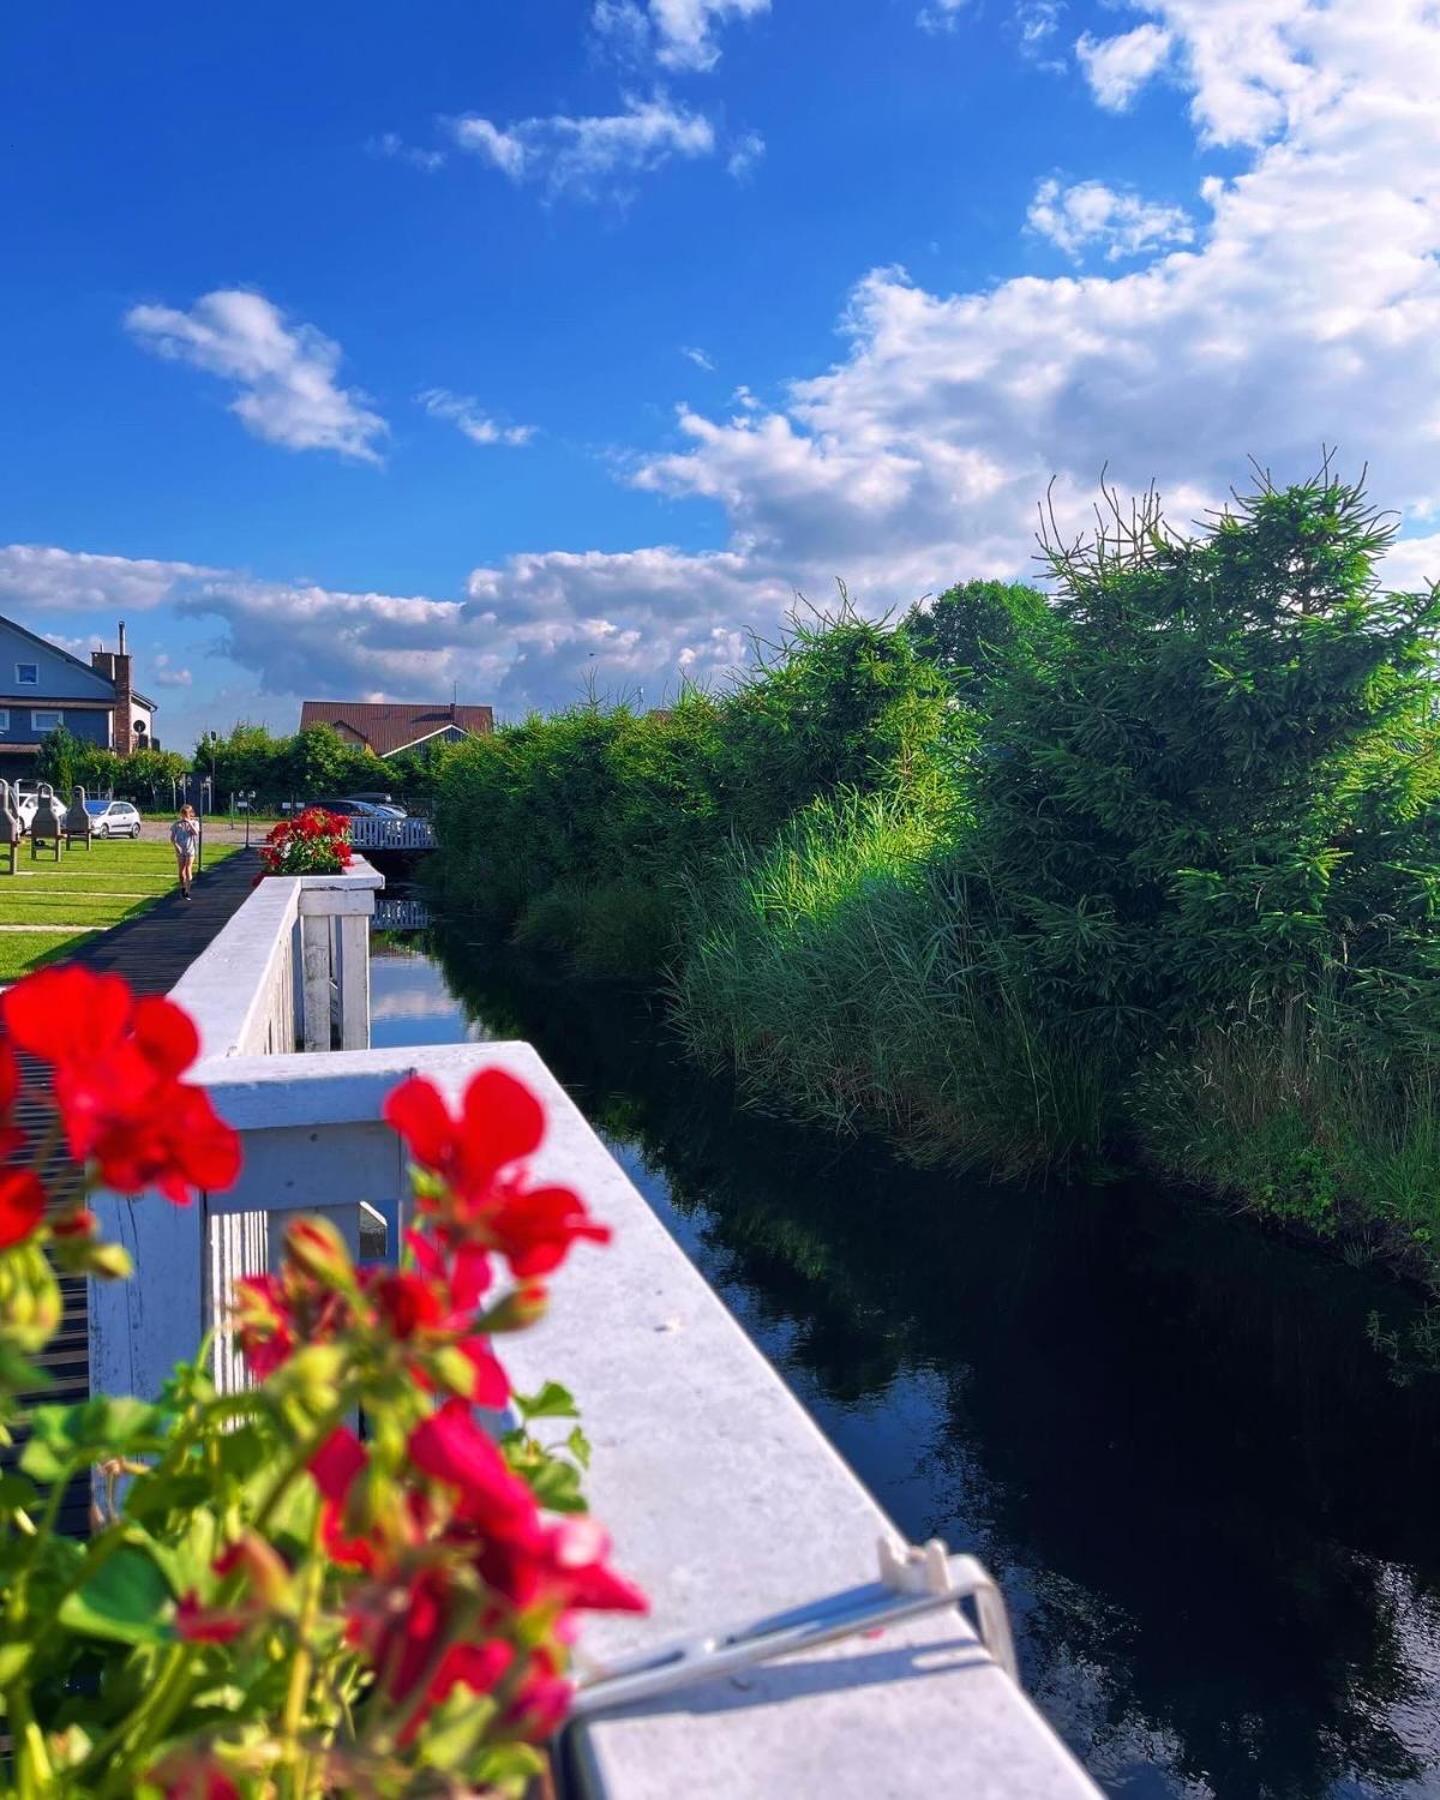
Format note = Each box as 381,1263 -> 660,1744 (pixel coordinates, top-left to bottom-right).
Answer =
89,1191 -> 205,1404
300,913 -> 332,1053
295,861 -> 384,1054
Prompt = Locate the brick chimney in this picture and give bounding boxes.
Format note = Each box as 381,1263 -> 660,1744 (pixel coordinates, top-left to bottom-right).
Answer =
98,622 -> 134,756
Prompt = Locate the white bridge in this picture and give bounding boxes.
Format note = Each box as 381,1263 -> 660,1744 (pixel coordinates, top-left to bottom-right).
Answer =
346,815 -> 436,852
87,858 -> 1098,1800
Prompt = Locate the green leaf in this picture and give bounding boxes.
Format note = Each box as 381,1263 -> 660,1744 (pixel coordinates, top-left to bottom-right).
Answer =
526,1457 -> 586,1514
515,1379 -> 579,1422
58,1542 -> 174,1646
20,1396 -> 166,1483
0,1641 -> 31,1683
0,1470 -> 39,1513
417,1687 -> 499,1770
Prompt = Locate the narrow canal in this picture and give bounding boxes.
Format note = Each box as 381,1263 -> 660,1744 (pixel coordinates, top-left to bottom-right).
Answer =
369,918 -> 1440,1800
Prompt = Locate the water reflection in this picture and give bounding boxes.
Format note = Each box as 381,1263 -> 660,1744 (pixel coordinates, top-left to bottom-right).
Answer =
377,929 -> 1440,1799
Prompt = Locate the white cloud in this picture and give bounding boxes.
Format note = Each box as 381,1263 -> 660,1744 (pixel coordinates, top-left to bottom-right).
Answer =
417,388 -> 535,447
726,129 -> 766,181
449,117 -> 527,180
594,0 -> 769,72
370,131 -> 446,173
448,93 -> 715,200
918,0 -> 971,33
1075,21 -> 1173,110
124,290 -> 387,463
681,345 -> 717,370
1028,176 -> 1194,260
0,545 -> 218,614
592,0 -> 652,61
1016,0 -> 1066,68
150,652 -> 194,689
173,552 -> 779,715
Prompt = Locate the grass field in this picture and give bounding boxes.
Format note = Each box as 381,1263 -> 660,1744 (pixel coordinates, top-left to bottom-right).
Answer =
0,839 -> 243,979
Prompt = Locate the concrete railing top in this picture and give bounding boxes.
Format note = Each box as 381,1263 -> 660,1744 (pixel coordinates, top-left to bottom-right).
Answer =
190,1042 -> 1100,1800
169,855 -> 383,1063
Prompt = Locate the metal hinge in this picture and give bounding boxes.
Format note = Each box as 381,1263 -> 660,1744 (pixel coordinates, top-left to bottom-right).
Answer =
568,1536 -> 1018,1721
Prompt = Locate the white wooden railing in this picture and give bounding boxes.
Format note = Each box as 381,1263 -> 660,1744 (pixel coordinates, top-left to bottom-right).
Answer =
347,816 -> 436,853
85,866 -> 1100,1800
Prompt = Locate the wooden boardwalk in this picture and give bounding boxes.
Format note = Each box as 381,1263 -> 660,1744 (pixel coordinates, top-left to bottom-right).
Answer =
5,848 -> 261,1532
69,845 -> 260,992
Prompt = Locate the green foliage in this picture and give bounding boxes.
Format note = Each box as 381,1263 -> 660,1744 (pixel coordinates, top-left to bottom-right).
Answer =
675,787 -> 1108,1178
431,466 -> 1440,1286
433,609 -> 959,978
903,578 -> 1061,708
197,721 -> 425,811
972,470 -> 1440,1053
35,724 -> 81,794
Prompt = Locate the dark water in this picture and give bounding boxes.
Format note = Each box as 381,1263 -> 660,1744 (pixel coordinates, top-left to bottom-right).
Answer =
370,926 -> 1440,1800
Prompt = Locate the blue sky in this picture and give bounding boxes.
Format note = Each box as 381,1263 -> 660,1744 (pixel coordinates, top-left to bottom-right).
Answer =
3,1 -> 1438,749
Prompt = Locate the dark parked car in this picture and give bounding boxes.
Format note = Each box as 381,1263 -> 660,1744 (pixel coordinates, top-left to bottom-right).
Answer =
308,798 -> 379,817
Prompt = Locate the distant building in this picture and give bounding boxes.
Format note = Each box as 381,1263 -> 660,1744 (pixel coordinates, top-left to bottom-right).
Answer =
0,617 -> 157,767
299,699 -> 494,758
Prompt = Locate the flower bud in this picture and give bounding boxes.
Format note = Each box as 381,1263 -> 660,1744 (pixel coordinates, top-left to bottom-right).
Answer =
0,1241 -> 62,1353
479,1280 -> 549,1335
283,1215 -> 356,1293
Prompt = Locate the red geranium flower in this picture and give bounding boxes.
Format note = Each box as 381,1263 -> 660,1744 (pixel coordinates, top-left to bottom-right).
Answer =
408,1399 -> 543,1550
383,1070 -> 610,1280
0,966 -> 240,1205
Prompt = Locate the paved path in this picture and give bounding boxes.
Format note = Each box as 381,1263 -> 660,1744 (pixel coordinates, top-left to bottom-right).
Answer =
4,848 -> 261,1532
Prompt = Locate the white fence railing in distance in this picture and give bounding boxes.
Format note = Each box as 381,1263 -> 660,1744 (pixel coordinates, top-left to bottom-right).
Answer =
347,816 -> 435,853
94,1040 -> 1099,1799
373,895 -> 432,932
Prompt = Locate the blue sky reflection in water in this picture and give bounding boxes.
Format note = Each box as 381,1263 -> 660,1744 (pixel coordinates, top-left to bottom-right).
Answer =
369,935 -> 1440,1799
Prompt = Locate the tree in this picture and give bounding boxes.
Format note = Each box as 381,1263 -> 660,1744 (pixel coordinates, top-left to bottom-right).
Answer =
973,468 -> 1440,1048
35,723 -> 81,795
903,579 -> 1061,708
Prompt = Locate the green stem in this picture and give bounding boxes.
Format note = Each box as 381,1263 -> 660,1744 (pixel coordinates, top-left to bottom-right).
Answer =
278,1519 -> 326,1797
81,1390 -> 359,1794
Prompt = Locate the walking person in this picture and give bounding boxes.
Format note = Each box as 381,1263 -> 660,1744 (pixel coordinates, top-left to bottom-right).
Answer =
170,804 -> 200,900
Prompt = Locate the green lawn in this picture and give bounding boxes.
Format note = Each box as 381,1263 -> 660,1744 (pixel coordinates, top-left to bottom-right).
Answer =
0,931 -> 100,979
0,839 -> 244,979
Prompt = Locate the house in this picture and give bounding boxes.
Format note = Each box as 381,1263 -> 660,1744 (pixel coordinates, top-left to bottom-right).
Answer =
298,699 -> 493,758
0,616 -> 157,766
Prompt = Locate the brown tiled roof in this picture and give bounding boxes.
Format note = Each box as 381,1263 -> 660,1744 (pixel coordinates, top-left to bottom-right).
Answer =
299,700 -> 494,757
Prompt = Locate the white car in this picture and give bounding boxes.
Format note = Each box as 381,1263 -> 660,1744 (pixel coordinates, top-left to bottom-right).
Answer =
85,799 -> 143,839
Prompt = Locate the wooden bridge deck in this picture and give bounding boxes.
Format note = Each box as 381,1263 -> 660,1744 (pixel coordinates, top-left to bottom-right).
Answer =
68,845 -> 260,991
5,848 -> 261,1532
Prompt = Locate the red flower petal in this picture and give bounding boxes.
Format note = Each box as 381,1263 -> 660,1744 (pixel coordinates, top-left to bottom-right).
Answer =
408,1398 -> 539,1544
383,1076 -> 456,1173
310,1426 -> 367,1504
0,1169 -> 45,1250
460,1068 -> 544,1179
457,1337 -> 509,1409
131,996 -> 200,1080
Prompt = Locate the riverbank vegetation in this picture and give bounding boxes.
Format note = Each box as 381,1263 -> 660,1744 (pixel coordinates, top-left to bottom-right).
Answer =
431,469 -> 1440,1288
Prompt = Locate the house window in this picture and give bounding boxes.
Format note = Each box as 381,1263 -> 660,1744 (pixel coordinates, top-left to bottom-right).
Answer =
31,711 -> 62,734
0,710 -> 9,731
15,664 -> 37,686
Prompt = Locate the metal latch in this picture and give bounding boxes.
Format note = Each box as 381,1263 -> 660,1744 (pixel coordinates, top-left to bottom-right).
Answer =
568,1535 -> 1018,1721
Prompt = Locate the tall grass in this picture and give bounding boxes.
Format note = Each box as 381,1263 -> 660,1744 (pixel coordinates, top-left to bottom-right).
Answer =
674,788 -> 1110,1180
1134,998 -> 1440,1276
